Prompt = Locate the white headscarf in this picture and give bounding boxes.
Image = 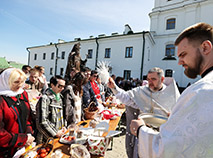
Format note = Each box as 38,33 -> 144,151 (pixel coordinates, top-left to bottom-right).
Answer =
0,68 -> 24,97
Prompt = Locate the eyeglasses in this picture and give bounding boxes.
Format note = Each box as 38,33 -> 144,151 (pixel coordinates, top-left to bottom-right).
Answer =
58,84 -> 65,88
93,75 -> 98,78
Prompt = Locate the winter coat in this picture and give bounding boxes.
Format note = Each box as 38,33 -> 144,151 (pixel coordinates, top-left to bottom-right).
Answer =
0,91 -> 33,157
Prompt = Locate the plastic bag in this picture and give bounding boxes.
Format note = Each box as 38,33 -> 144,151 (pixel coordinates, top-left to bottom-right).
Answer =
70,144 -> 90,158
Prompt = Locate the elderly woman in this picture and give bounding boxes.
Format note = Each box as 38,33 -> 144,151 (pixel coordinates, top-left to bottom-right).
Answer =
0,68 -> 35,157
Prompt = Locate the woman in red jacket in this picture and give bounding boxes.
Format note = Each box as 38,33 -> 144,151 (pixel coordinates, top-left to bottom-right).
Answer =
0,68 -> 35,157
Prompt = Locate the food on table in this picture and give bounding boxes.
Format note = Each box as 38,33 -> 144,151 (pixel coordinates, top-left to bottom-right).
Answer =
59,135 -> 76,144
37,146 -> 52,158
77,131 -> 83,138
89,120 -> 98,128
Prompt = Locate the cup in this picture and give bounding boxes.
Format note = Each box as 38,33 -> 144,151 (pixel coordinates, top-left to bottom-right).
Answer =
68,124 -> 76,136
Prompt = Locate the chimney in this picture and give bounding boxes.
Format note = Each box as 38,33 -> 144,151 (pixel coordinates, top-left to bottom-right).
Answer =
123,24 -> 133,34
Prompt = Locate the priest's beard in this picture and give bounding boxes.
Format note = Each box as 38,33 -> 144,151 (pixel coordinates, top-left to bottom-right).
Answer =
184,49 -> 203,79
149,81 -> 162,92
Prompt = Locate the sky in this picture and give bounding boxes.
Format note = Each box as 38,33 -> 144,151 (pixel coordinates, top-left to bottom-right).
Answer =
0,0 -> 155,64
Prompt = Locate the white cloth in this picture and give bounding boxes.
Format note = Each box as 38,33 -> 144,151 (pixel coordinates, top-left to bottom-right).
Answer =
138,71 -> 213,158
0,68 -> 24,97
67,85 -> 82,123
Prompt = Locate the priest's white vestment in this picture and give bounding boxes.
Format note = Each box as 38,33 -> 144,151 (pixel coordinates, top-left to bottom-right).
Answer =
111,77 -> 180,158
138,71 -> 213,158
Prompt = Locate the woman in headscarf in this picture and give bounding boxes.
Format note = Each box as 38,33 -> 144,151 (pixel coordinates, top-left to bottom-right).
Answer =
0,68 -> 35,157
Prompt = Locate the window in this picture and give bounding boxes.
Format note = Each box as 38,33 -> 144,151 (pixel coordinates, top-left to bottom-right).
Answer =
105,48 -> 111,58
163,44 -> 176,60
60,68 -> 64,76
50,67 -> 53,75
34,54 -> 37,60
87,49 -> 93,59
51,52 -> 54,60
165,44 -> 175,57
43,53 -> 46,60
166,18 -> 176,30
165,69 -> 173,77
61,51 -> 65,59
124,70 -> 131,80
125,47 -> 133,58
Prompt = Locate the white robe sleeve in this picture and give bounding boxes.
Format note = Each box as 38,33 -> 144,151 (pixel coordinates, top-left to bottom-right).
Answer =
138,126 -> 160,158
111,85 -> 140,110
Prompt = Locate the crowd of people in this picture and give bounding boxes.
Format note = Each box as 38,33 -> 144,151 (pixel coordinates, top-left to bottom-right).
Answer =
0,22 -> 212,158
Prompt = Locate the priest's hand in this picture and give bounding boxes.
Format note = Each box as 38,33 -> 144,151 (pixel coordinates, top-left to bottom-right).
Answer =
108,77 -> 116,89
130,118 -> 145,136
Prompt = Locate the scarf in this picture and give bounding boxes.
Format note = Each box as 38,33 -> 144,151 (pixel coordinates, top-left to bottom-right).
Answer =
0,68 -> 24,97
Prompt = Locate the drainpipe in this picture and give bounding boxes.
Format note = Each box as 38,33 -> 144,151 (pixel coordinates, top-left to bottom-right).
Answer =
95,37 -> 99,69
140,31 -> 147,80
54,44 -> 59,75
26,48 -> 31,65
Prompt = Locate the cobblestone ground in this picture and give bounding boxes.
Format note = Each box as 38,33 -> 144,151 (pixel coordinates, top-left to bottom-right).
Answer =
105,114 -> 128,158
105,134 -> 127,158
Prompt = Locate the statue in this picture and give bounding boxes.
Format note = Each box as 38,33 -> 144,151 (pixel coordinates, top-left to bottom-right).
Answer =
65,42 -> 88,80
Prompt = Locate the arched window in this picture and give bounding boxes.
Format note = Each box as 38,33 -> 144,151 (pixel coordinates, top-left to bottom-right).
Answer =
162,44 -> 176,60
165,44 -> 175,57
165,69 -> 173,77
166,18 -> 176,30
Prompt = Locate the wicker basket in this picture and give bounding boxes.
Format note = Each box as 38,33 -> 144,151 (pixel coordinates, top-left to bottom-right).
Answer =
21,137 -> 54,158
84,102 -> 98,120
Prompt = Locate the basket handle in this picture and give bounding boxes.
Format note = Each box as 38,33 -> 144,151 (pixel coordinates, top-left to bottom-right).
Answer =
88,101 -> 96,109
44,137 -> 54,147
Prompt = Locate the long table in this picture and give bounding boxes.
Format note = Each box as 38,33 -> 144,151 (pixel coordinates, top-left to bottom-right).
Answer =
37,108 -> 125,158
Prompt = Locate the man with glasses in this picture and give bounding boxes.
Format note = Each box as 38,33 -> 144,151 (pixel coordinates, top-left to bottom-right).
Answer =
36,75 -> 67,144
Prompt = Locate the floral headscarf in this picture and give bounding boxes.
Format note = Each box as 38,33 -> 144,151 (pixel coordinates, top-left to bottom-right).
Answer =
0,68 -> 24,96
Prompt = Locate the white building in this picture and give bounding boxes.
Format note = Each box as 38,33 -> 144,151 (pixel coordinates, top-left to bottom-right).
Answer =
27,0 -> 213,87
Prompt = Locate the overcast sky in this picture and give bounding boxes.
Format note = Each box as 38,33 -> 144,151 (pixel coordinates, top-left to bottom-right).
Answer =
0,0 -> 155,64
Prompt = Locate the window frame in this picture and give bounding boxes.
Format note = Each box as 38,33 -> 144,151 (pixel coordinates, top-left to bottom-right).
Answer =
43,53 -> 46,60
125,47 -> 133,58
61,51 -> 65,59
34,54 -> 37,60
87,49 -> 93,59
124,70 -> 131,80
51,52 -> 55,60
166,18 -> 176,30
104,48 -> 111,58
165,69 -> 173,77
50,67 -> 53,75
60,68 -> 64,76
165,44 -> 175,57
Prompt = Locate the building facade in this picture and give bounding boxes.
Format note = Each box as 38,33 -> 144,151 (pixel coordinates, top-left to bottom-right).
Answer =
27,0 -> 213,87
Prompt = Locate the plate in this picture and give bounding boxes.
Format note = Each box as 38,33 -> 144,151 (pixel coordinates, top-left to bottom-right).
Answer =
59,135 -> 76,144
59,134 -> 87,145
139,114 -> 168,127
